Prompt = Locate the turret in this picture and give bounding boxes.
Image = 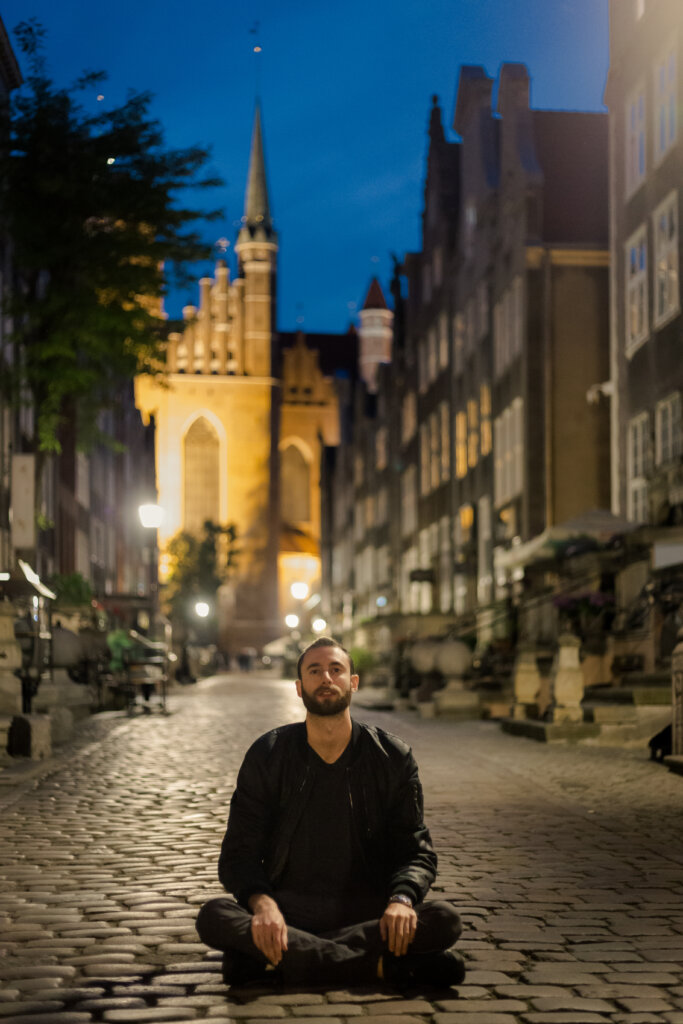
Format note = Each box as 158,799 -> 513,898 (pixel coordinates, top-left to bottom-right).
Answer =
235,103 -> 278,377
357,278 -> 393,393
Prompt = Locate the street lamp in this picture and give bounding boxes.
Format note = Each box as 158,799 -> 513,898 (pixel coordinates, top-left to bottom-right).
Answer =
285,613 -> 299,629
138,503 -> 165,530
290,582 -> 309,601
195,601 -> 210,619
312,617 -> 327,634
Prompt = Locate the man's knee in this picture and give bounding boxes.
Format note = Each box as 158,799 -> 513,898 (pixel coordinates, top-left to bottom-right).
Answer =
196,897 -> 236,944
418,899 -> 462,946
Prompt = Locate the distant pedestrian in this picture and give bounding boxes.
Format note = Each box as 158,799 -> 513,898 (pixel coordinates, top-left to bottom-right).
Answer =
196,636 -> 464,989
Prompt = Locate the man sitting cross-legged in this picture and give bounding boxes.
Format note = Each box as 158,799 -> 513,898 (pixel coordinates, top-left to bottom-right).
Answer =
196,636 -> 464,989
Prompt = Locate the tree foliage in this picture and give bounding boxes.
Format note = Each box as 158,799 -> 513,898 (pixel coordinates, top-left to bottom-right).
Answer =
164,520 -> 239,623
0,20 -> 223,454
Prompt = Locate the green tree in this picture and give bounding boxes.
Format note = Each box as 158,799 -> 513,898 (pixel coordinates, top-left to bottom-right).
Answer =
0,20 -> 222,496
164,521 -> 239,627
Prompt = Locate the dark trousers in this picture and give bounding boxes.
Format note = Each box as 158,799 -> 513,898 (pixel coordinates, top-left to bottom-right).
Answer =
196,897 -> 462,986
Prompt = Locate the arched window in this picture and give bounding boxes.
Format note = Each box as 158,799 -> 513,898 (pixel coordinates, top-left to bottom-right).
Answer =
281,444 -> 310,523
184,417 -> 219,533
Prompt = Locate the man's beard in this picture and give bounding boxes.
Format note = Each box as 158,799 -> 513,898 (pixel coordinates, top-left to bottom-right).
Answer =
301,686 -> 352,717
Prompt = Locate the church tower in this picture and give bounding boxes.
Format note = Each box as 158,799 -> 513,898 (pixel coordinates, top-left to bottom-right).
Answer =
135,105 -> 280,651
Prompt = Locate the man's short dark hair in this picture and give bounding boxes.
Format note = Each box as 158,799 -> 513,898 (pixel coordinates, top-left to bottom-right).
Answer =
297,636 -> 355,680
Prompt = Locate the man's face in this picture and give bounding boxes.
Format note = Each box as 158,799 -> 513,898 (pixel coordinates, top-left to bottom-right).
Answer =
296,645 -> 359,717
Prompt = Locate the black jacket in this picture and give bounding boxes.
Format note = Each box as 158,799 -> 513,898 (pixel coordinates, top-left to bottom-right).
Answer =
219,719 -> 437,908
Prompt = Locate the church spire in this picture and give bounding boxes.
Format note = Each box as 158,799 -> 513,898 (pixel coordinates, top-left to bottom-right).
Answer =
242,102 -> 274,239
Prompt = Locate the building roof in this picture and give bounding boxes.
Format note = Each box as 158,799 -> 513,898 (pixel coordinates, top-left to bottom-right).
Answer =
361,277 -> 388,310
277,329 -> 358,380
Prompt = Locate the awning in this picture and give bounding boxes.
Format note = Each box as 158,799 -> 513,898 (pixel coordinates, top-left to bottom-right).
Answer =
494,509 -> 639,572
0,560 -> 57,600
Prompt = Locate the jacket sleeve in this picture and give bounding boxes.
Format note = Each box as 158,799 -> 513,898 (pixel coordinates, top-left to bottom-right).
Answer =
218,739 -> 276,907
385,748 -> 438,905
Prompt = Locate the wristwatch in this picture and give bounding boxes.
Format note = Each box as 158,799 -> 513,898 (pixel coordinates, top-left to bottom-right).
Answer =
388,894 -> 413,907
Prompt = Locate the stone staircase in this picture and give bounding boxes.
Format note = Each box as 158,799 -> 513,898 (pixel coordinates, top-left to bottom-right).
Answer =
581,670 -> 672,749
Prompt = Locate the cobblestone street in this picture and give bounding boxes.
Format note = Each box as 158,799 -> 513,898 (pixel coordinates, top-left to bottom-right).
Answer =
1,671 -> 683,1024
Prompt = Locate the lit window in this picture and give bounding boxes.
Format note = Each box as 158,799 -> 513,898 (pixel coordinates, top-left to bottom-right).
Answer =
480,383 -> 492,456
652,190 -> 680,327
467,398 -> 479,468
627,412 -> 650,522
656,393 -> 682,465
653,44 -> 677,165
625,224 -> 649,353
625,83 -> 646,196
455,411 -> 467,479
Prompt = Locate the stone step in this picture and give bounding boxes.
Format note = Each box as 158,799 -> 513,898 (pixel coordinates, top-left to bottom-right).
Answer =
584,684 -> 671,706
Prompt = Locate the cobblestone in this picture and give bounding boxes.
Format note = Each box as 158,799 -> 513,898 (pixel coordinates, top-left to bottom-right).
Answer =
1,673 -> 682,1024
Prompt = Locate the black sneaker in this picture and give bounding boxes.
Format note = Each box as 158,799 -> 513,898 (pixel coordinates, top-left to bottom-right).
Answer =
221,949 -> 269,986
384,948 -> 466,989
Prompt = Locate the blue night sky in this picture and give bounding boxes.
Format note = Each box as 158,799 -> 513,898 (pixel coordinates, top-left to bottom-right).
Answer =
3,0 -> 609,333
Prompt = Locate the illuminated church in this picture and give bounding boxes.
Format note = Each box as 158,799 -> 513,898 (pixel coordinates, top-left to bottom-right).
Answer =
135,105 -> 361,650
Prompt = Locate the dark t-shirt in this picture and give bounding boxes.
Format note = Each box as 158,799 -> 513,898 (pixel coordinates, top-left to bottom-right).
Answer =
273,743 -> 384,932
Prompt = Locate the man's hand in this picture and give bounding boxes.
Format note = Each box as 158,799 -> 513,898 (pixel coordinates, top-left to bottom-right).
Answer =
380,901 -> 417,956
247,894 -> 288,966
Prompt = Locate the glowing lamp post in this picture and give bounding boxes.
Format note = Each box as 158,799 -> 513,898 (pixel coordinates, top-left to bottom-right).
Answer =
285,613 -> 299,629
137,503 -> 164,638
195,601 -> 210,619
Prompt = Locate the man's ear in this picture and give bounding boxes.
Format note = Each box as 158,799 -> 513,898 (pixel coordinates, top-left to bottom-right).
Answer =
351,674 -> 359,692
295,678 -> 302,698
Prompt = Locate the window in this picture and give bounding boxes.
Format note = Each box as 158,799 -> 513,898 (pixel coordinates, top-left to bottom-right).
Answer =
628,412 -> 651,522
440,402 -> 450,482
375,427 -> 388,471
652,190 -> 680,327
400,466 -> 416,536
626,84 -> 646,195
625,224 -> 649,353
439,517 -> 451,613
420,423 -> 430,495
493,278 -> 523,377
433,247 -> 443,288
480,383 -> 492,456
418,339 -> 428,393
439,312 -> 449,369
656,393 -> 682,465
430,413 -> 440,489
453,312 -> 465,375
401,391 -> 417,444
467,398 -> 479,468
427,327 -> 438,383
653,44 -> 677,165
477,281 -> 489,340
494,399 -> 524,506
455,411 -> 467,479
477,495 -> 492,606
184,417 -> 219,532
365,494 -> 375,530
376,487 -> 388,525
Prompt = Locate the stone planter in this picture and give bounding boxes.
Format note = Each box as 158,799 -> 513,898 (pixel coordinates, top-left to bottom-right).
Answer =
433,640 -> 479,719
551,633 -> 584,723
512,646 -> 542,720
